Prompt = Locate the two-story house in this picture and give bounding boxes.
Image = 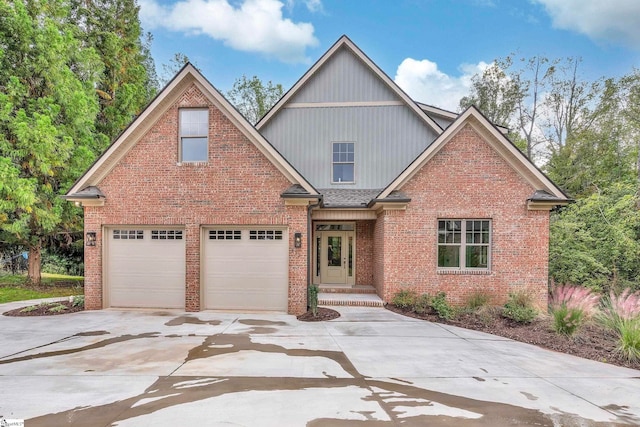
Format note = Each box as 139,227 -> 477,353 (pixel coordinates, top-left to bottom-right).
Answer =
65,36 -> 569,314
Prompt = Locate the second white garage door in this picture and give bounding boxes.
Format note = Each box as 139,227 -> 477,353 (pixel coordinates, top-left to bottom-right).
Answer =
203,227 -> 288,311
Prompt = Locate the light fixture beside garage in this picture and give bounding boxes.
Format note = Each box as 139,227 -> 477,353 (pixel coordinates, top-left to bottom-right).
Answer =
294,232 -> 302,248
86,232 -> 97,247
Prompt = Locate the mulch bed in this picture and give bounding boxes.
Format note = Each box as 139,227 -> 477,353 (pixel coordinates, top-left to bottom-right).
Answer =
386,304 -> 640,371
3,300 -> 84,317
297,307 -> 340,321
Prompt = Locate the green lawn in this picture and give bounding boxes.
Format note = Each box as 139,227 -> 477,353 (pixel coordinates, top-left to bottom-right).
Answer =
0,273 -> 83,304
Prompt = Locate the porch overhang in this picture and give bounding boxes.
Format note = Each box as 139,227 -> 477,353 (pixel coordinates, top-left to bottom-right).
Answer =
526,190 -> 572,211
312,208 -> 377,220
61,186 -> 105,207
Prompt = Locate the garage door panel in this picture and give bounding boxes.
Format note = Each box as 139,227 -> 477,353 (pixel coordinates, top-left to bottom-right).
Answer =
106,228 -> 185,309
204,228 -> 288,311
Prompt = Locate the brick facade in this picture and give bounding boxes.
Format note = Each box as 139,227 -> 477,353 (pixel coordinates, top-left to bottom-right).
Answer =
374,124 -> 549,308
355,220 -> 374,286
83,83 -> 308,314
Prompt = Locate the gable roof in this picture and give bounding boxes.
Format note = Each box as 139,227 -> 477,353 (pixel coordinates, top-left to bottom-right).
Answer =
66,63 -> 318,198
377,105 -> 570,201
256,35 -> 442,134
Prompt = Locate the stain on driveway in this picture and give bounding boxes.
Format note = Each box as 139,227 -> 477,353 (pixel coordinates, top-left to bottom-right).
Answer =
0,308 -> 637,426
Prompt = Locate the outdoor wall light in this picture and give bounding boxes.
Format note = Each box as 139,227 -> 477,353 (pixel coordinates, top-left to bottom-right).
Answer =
294,232 -> 302,248
86,232 -> 97,247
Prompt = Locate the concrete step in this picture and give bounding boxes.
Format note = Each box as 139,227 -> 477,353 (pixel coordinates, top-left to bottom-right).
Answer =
318,285 -> 377,294
318,291 -> 385,308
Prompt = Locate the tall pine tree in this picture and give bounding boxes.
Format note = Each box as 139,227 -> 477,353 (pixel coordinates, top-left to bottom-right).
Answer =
0,0 -> 102,284
71,0 -> 157,143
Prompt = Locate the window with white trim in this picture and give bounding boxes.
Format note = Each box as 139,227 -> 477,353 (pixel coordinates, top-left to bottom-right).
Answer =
179,109 -> 208,162
332,142 -> 354,183
437,220 -> 490,269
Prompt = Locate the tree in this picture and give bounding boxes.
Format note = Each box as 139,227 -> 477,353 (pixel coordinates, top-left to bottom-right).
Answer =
0,0 -> 101,284
550,183 -> 640,292
160,52 -> 190,87
459,57 -> 525,128
543,58 -> 601,155
70,0 -> 157,143
515,56 -> 556,160
226,75 -> 284,125
546,74 -> 638,197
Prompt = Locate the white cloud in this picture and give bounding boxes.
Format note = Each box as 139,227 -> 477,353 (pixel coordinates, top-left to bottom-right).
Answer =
394,58 -> 490,111
303,0 -> 323,12
139,0 -> 319,63
533,0 -> 640,46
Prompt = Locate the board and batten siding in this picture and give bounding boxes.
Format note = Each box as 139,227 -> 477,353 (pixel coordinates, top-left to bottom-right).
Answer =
261,105 -> 438,189
290,47 -> 399,103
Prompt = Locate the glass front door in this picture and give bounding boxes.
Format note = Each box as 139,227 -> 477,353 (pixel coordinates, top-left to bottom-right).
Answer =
322,233 -> 346,283
316,227 -> 355,285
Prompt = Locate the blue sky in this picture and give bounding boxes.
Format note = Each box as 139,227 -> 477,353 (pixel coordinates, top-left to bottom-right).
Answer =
140,0 -> 640,111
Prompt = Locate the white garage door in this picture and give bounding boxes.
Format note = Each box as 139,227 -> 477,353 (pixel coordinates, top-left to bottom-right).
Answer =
203,227 -> 288,311
106,228 -> 185,308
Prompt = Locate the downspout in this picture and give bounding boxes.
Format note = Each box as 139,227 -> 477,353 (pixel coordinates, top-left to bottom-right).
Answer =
306,199 -> 321,307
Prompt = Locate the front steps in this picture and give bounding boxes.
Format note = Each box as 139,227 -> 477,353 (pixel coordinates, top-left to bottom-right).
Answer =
317,285 -> 385,307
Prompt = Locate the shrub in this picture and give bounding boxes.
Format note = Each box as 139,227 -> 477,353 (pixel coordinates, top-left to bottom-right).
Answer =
20,305 -> 38,313
502,290 -> 537,324
549,285 -> 600,336
48,304 -> 67,313
465,290 -> 491,311
392,289 -> 417,310
71,295 -> 85,308
413,293 -> 431,314
308,284 -> 319,316
430,292 -> 454,320
598,289 -> 640,361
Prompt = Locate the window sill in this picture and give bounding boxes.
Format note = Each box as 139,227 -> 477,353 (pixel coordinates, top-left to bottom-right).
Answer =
437,269 -> 491,275
177,161 -> 208,166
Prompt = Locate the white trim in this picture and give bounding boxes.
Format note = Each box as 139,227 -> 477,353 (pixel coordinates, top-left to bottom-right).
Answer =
312,209 -> 377,220
378,107 -> 568,200
416,103 -> 458,120
179,108 -> 209,163
66,198 -> 105,207
67,64 -> 318,197
285,101 -> 404,108
256,36 -> 442,134
331,141 -> 355,184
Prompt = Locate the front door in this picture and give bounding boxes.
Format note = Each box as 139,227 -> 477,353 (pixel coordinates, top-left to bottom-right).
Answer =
317,230 -> 354,285
321,232 -> 347,284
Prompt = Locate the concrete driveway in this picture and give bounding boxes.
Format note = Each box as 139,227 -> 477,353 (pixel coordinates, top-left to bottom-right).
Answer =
0,300 -> 638,426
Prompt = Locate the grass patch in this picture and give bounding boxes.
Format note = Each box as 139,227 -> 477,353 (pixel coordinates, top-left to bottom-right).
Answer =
0,273 -> 83,304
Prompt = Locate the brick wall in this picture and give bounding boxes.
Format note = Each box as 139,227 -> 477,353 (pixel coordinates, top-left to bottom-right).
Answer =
83,83 -> 308,314
378,123 -> 549,308
355,220 -> 374,285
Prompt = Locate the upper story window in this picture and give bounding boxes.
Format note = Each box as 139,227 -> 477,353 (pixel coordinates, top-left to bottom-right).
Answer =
438,219 -> 491,270
332,142 -> 354,183
179,109 -> 208,162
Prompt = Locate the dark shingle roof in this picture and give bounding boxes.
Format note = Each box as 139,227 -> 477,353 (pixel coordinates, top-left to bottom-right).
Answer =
319,189 -> 382,208
528,190 -> 570,202
63,186 -> 105,199
281,184 -> 321,199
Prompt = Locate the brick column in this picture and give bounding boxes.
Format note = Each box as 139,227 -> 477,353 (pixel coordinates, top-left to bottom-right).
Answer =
185,223 -> 201,311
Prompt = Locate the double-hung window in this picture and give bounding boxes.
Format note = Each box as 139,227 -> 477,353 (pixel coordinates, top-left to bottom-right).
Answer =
438,219 -> 491,270
179,109 -> 208,162
332,142 -> 354,183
